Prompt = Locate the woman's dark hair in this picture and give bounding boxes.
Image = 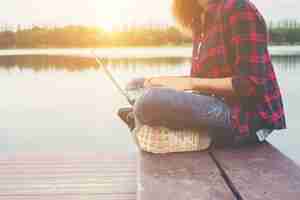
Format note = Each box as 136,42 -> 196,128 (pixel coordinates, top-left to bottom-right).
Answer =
172,0 -> 204,35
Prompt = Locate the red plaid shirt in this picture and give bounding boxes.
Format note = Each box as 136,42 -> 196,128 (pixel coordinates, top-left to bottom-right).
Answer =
191,0 -> 286,139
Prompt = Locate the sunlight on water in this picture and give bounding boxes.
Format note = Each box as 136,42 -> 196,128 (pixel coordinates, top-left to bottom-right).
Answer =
0,54 -> 299,165
0,55 -> 190,154
267,56 -> 300,164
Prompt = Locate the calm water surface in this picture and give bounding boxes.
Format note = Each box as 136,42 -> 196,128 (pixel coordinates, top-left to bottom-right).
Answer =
0,53 -> 299,164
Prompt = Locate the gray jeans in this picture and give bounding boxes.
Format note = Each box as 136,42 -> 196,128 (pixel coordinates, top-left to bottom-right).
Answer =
133,88 -> 236,146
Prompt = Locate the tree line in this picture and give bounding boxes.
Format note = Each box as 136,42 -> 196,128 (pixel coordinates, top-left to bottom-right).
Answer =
0,25 -> 188,48
269,20 -> 300,45
0,20 -> 300,48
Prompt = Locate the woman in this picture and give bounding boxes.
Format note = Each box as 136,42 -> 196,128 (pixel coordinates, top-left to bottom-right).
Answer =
129,0 -> 286,146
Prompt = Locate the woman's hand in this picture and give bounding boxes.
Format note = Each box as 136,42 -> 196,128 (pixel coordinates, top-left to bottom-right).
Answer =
144,77 -> 193,91
127,76 -> 235,96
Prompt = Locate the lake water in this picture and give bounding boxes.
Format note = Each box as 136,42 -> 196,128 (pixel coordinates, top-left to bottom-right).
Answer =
0,50 -> 299,164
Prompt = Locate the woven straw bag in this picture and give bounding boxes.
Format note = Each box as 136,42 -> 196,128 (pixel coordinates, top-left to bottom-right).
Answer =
132,125 -> 212,154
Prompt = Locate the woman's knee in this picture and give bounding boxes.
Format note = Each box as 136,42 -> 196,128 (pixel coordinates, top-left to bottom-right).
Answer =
133,88 -> 172,124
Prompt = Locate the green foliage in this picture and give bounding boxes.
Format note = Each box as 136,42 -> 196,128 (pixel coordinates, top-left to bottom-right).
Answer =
0,31 -> 15,48
1,25 -> 190,49
268,20 -> 300,45
1,20 -> 300,49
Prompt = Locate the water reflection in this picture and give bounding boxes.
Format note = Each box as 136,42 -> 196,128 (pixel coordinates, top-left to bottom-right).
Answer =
0,55 -> 188,72
0,54 -> 298,160
0,55 -> 96,71
272,55 -> 300,72
0,55 -> 298,73
0,55 -> 190,154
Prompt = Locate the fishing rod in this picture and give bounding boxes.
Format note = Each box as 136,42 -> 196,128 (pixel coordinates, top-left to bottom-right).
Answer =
91,51 -> 135,106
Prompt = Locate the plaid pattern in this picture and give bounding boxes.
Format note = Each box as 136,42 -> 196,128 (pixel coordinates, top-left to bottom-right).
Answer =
191,0 -> 286,138
133,125 -> 211,154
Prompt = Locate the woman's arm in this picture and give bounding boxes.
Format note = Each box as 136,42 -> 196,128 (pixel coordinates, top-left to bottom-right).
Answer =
126,75 -> 189,91
145,76 -> 235,96
190,77 -> 235,96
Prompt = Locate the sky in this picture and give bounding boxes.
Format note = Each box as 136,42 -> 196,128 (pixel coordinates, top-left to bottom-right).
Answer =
1,0 -> 299,30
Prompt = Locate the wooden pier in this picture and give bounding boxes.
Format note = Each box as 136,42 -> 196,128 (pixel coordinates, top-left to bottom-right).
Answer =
138,143 -> 300,200
0,153 -> 136,200
1,143 -> 300,200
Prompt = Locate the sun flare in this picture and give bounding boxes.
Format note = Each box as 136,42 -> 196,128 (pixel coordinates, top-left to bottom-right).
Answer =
94,0 -> 172,31
95,1 -> 137,31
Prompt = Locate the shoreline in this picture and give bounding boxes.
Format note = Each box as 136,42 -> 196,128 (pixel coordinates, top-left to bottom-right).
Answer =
0,45 -> 300,58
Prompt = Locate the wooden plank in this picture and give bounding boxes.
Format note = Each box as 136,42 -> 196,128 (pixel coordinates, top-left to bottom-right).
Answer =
212,143 -> 300,200
138,151 -> 235,200
0,194 -> 136,200
0,153 -> 136,200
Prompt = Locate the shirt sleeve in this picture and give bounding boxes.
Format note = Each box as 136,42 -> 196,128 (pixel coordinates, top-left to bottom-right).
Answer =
228,5 -> 268,98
